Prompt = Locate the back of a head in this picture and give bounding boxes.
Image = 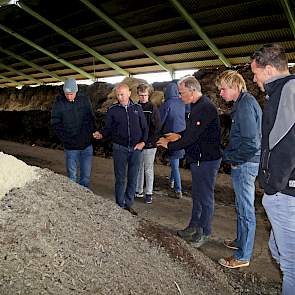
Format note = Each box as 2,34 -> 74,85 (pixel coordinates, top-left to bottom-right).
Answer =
251,43 -> 288,71
63,78 -> 78,93
164,82 -> 180,100
216,70 -> 247,92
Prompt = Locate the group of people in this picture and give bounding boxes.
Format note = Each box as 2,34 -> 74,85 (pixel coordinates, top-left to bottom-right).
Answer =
51,43 -> 295,295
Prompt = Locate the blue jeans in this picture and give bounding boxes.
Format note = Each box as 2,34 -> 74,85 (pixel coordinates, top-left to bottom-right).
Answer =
189,159 -> 221,235
136,148 -> 157,195
112,143 -> 142,209
64,144 -> 93,188
169,158 -> 182,193
263,193 -> 295,295
231,162 -> 259,261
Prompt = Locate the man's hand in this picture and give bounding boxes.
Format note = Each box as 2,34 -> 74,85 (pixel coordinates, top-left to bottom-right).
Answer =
156,137 -> 169,149
93,131 -> 103,140
164,133 -> 181,142
134,142 -> 145,150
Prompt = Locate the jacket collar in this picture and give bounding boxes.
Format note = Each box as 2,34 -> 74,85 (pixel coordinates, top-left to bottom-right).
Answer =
264,74 -> 290,96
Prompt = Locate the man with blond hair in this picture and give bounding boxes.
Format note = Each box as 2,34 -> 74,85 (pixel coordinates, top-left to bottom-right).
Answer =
94,83 -> 148,215
216,70 -> 262,268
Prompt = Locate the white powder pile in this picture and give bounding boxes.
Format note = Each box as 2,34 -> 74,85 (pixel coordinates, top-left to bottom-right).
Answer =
0,152 -> 40,200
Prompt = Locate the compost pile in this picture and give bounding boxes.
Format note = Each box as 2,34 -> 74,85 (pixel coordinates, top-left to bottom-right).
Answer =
0,154 -> 280,295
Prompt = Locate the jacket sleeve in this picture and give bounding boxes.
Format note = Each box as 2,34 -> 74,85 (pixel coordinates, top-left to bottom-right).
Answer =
159,102 -> 169,129
139,107 -> 149,142
168,104 -> 217,151
85,96 -> 98,132
223,98 -> 261,164
100,108 -> 114,138
51,98 -> 65,143
151,105 -> 162,141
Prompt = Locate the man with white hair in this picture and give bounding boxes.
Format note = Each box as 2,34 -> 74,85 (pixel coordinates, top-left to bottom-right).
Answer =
157,76 -> 222,248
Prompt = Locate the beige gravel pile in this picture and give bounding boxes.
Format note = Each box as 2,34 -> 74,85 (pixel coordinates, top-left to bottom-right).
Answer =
0,152 -> 40,200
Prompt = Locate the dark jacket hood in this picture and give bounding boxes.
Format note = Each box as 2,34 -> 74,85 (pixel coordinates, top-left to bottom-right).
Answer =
164,82 -> 180,101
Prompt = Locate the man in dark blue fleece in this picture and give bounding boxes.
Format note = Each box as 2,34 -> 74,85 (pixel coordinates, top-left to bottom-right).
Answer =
158,76 -> 222,248
251,43 -> 295,295
95,83 -> 148,215
51,78 -> 98,188
216,70 -> 262,269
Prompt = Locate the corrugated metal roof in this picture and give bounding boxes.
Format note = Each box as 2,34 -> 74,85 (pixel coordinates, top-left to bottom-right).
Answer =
0,0 -> 294,87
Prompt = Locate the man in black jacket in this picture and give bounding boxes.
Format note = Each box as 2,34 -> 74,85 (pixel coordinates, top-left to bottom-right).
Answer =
251,43 -> 295,295
51,78 -> 98,188
95,83 -> 148,215
157,76 -> 222,248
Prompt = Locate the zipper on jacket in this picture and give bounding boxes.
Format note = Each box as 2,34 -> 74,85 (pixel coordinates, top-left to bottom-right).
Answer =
125,106 -> 131,148
261,149 -> 271,183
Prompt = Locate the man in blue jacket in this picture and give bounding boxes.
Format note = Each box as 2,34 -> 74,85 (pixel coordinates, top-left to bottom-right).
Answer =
51,78 -> 98,188
160,82 -> 186,198
95,83 -> 148,215
251,43 -> 295,295
216,70 -> 262,269
158,76 -> 222,248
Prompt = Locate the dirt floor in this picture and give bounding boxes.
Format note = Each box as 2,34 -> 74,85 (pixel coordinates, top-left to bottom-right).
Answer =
0,140 -> 282,293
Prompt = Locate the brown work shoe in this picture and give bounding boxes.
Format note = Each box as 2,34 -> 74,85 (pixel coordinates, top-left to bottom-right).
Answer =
219,256 -> 249,269
223,239 -> 239,250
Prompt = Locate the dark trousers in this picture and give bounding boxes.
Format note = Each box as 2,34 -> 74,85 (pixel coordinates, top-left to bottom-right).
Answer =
112,143 -> 142,209
189,159 -> 221,235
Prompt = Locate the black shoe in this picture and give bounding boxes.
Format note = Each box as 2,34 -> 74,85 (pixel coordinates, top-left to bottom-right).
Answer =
124,207 -> 138,216
168,191 -> 182,199
191,234 -> 209,248
145,194 -> 153,204
177,226 -> 199,238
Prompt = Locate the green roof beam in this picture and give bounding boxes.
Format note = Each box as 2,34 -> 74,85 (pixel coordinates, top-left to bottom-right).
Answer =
0,46 -> 65,82
280,0 -> 295,38
80,0 -> 174,77
169,0 -> 231,67
0,62 -> 42,85
17,1 -> 129,77
0,74 -> 23,87
0,23 -> 95,80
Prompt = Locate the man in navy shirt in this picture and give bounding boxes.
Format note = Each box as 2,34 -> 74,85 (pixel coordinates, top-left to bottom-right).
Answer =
95,83 -> 148,215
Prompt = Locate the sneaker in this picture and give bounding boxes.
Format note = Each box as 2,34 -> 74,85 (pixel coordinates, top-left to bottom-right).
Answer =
177,226 -> 199,238
124,207 -> 138,216
191,234 -> 210,248
223,239 -> 239,250
135,192 -> 144,198
168,191 -> 182,199
145,194 -> 153,204
169,180 -> 175,189
219,256 -> 249,269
